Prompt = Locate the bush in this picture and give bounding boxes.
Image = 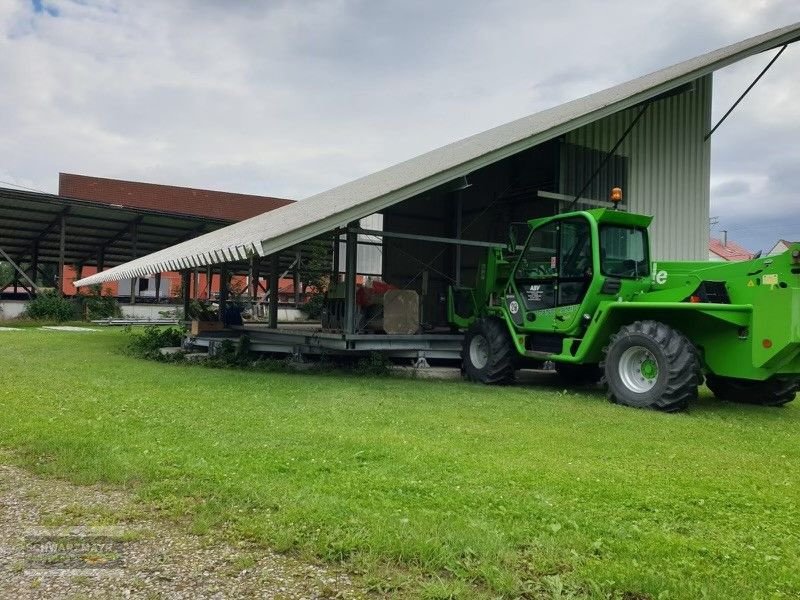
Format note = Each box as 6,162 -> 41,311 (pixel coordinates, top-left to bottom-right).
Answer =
74,286 -> 121,320
24,290 -> 76,322
186,299 -> 217,321
126,325 -> 185,359
207,335 -> 252,367
354,352 -> 392,376
300,292 -> 325,320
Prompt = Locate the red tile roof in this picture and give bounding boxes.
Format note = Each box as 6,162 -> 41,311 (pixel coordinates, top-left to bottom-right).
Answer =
59,173 -> 293,222
708,238 -> 753,261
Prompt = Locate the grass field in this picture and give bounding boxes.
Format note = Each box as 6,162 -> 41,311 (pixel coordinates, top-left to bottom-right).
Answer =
1,327 -> 798,599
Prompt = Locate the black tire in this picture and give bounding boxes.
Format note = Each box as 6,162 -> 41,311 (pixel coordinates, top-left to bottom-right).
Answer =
462,317 -> 516,384
706,374 -> 798,407
555,362 -> 602,385
601,320 -> 699,412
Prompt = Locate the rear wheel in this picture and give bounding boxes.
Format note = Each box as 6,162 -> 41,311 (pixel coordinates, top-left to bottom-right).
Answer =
706,375 -> 798,407
555,362 -> 602,385
462,318 -> 516,384
601,320 -> 699,412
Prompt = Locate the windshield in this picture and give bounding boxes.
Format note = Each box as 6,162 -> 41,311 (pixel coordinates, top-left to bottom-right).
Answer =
600,225 -> 649,278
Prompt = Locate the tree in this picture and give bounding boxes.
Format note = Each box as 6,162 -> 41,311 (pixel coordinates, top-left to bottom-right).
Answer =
0,262 -> 13,289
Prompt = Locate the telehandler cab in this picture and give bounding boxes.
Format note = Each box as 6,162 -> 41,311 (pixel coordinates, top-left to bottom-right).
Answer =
448,198 -> 800,411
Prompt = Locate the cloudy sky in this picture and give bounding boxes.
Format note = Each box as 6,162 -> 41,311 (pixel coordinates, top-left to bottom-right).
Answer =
1,0 -> 798,252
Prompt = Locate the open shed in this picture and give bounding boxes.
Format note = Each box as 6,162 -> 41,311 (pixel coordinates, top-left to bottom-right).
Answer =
73,23 -> 800,360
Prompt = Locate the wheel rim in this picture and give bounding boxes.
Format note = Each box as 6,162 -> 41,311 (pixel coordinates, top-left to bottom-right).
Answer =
469,334 -> 490,370
618,346 -> 659,393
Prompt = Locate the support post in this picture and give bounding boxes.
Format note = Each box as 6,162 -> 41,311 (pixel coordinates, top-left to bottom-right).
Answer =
58,214 -> 66,295
250,256 -> 260,319
454,193 -> 463,287
332,231 -> 341,283
206,265 -> 212,299
154,272 -> 162,304
30,243 -> 39,289
193,268 -> 199,300
218,266 -> 228,323
293,248 -> 301,306
344,221 -> 358,335
269,252 -> 280,329
129,220 -> 138,305
181,270 -> 191,323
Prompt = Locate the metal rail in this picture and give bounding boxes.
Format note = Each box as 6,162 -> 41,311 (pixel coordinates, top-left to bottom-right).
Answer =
353,228 -> 504,249
705,44 -> 787,141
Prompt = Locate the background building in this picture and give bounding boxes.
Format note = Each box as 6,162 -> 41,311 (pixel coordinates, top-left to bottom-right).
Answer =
708,237 -> 753,261
768,239 -> 799,256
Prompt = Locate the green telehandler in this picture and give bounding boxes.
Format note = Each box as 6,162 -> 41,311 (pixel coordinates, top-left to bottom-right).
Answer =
448,204 -> 800,411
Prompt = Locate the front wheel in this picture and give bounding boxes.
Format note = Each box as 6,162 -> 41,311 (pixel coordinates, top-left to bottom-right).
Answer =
462,318 -> 516,384
706,375 -> 798,407
601,320 -> 699,412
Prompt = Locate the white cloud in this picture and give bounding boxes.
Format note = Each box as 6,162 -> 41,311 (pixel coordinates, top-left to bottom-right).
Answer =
0,0 -> 799,250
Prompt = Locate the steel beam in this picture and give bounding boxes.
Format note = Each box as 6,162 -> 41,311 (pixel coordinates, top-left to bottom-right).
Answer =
74,215 -> 144,268
0,245 -> 39,294
13,206 -> 70,263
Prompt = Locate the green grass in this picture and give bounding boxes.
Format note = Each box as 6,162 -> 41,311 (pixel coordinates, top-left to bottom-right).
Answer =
1,328 -> 798,598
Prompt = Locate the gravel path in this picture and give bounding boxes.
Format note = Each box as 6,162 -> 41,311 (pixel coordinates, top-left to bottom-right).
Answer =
0,459 -> 363,599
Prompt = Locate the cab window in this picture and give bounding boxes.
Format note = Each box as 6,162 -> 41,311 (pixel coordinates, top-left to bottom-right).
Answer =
600,226 -> 649,278
559,219 -> 592,278
558,218 -> 592,306
516,222 -> 557,279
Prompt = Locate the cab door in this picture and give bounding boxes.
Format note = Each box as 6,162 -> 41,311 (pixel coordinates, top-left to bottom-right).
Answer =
507,220 -> 558,331
553,216 -> 594,333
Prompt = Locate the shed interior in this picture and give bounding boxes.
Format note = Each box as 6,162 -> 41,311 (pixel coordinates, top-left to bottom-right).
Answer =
363,137 -> 625,329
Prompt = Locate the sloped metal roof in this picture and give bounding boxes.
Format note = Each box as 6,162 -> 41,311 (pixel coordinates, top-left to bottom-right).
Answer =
0,187 -> 230,268
75,21 -> 800,286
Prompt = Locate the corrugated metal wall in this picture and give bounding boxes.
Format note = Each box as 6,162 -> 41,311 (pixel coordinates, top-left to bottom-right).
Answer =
563,75 -> 712,261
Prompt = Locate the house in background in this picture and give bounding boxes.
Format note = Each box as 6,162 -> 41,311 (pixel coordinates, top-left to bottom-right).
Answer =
768,239 -> 799,256
708,236 -> 753,262
57,173 -> 294,300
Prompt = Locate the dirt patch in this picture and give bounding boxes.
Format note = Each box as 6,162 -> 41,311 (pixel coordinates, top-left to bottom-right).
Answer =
0,460 -> 363,599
